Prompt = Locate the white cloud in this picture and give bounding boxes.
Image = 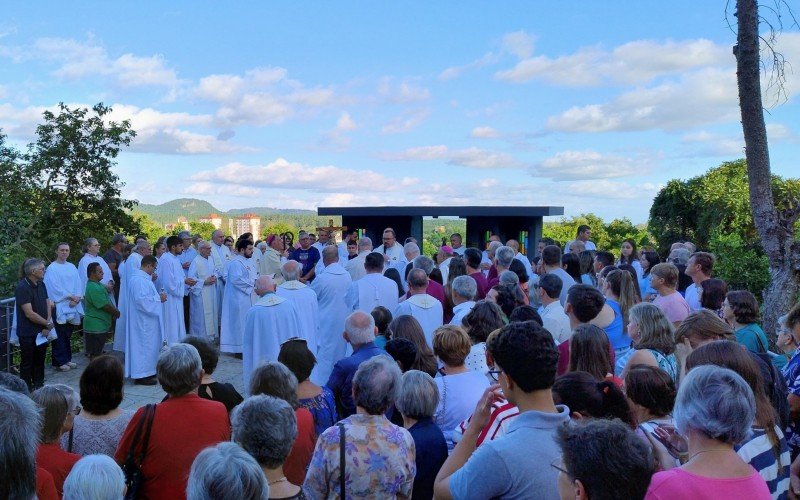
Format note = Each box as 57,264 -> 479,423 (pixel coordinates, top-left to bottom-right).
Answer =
317,112 -> 358,151
378,78 -> 430,104
381,108 -> 429,134
470,126 -> 500,138
439,52 -> 498,81
335,112 -> 357,132
501,31 -> 535,59
438,30 -> 534,80
184,182 -> 262,197
531,150 -> 649,180
557,180 -> 661,200
385,144 -> 523,169
0,103 -> 50,139
190,159 -> 420,193
680,131 -> 745,157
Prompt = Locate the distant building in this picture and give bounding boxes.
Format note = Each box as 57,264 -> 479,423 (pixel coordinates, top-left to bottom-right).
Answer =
230,213 -> 261,240
165,216 -> 190,232
199,213 -> 223,230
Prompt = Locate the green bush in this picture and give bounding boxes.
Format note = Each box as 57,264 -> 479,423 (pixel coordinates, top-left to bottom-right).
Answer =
708,230 -> 770,297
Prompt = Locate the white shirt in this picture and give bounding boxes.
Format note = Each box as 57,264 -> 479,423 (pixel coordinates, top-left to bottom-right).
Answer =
514,252 -> 534,281
449,301 -> 476,327
346,272 -> 399,313
439,257 -> 454,284
452,246 -> 466,256
374,243 -> 404,264
684,283 -> 703,312
539,301 -> 572,344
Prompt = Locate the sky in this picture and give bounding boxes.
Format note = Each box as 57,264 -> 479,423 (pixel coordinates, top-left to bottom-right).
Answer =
2,2 -> 800,223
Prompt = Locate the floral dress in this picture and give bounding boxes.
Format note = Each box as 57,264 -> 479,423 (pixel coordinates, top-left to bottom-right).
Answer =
299,386 -> 338,437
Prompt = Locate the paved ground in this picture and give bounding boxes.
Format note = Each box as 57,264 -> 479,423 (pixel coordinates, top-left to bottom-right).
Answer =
46,348 -> 245,411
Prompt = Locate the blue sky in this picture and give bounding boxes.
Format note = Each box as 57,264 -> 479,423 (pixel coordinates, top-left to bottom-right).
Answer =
2,2 -> 799,223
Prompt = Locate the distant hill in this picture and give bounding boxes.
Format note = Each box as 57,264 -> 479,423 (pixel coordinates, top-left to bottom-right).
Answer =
135,198 -> 316,225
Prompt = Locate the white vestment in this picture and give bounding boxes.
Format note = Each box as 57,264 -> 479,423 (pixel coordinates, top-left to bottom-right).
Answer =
309,262 -> 352,385
113,253 -> 143,352
179,247 -> 198,297
188,254 -> 218,339
259,248 -> 284,282
220,256 -> 256,353
276,281 -> 320,351
44,261 -> 84,325
344,251 -> 369,282
514,252 -> 534,281
209,242 -> 232,322
125,269 -> 164,379
439,257 -> 454,285
449,301 -> 476,327
77,254 -> 114,304
393,293 -> 444,347
452,246 -> 466,256
374,243 -> 404,265
159,252 -> 186,345
242,293 -> 302,393
346,273 -> 399,314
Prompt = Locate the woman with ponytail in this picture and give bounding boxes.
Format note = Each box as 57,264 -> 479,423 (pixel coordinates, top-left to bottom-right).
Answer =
552,371 -> 635,427
600,269 -> 640,361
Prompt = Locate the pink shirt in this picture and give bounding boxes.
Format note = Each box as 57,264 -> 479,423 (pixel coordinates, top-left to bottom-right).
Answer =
653,291 -> 691,323
645,467 -> 770,500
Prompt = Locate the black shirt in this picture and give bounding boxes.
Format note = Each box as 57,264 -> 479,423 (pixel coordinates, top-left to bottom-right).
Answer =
198,382 -> 244,413
14,278 -> 49,338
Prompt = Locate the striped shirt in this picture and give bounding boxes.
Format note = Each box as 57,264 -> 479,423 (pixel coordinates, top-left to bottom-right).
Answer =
734,426 -> 790,500
452,399 -> 520,446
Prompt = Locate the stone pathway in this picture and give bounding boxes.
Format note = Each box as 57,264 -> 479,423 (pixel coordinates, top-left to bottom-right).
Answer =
46,349 -> 245,411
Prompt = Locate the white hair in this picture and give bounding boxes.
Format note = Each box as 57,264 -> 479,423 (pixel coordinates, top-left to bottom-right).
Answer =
63,455 -> 125,500
358,237 -> 373,252
404,242 -> 420,258
495,246 -> 515,268
396,370 -> 439,419
353,356 -> 401,415
452,275 -> 477,300
281,260 -> 301,282
157,344 -> 202,396
187,442 -> 269,500
345,311 -> 376,345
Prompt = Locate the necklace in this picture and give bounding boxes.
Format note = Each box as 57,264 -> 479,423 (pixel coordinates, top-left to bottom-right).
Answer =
687,448 -> 729,462
269,477 -> 289,485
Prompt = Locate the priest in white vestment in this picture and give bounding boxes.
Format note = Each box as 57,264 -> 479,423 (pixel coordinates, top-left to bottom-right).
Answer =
437,245 -> 456,285
125,256 -> 166,384
242,276 -> 302,393
374,227 -> 405,266
345,252 -> 399,314
160,236 -> 192,345
45,243 -> 84,370
220,240 -> 257,354
188,241 -> 219,339
276,260 -> 320,352
210,229 -> 232,321
448,275 -> 478,326
309,246 -> 352,385
113,242 -> 150,352
77,237 -> 114,302
259,235 -> 286,284
344,237 -> 372,282
393,269 -> 444,346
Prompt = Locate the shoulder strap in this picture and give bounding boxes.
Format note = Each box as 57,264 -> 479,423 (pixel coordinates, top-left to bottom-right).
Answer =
338,422 -> 346,498
67,427 -> 74,453
124,405 -> 150,466
137,404 -> 157,465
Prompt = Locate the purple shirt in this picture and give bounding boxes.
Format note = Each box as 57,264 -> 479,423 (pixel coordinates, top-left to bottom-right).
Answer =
470,272 -> 489,300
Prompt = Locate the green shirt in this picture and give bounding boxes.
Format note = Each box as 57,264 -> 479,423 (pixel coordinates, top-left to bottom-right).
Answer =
84,280 -> 112,333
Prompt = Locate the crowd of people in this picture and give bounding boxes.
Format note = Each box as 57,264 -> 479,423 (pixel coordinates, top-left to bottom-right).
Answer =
5,223 -> 800,499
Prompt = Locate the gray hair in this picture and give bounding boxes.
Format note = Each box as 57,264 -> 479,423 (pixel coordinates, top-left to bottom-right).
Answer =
396,370 -> 439,419
22,258 -> 45,277
499,270 -> 520,286
256,241 -> 267,251
495,246 -> 515,268
487,240 -> 503,257
352,356 -> 401,415
63,454 -> 125,500
0,388 -> 40,499
322,245 -> 339,264
358,237 -> 373,252
111,233 -> 128,245
412,255 -> 435,275
404,242 -> 421,259
249,362 -> 299,408
196,240 -> 211,250
452,275 -> 477,301
232,395 -> 297,469
281,260 -> 301,282
668,247 -> 691,266
345,311 -> 376,345
674,365 -> 755,444
157,344 -> 203,396
187,442 -> 269,500
407,268 -> 429,290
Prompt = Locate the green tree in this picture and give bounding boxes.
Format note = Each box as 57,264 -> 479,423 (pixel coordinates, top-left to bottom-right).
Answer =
189,221 -> 216,241
263,222 -> 299,242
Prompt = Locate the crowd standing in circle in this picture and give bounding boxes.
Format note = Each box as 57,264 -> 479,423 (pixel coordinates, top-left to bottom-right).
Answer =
6,227 -> 800,499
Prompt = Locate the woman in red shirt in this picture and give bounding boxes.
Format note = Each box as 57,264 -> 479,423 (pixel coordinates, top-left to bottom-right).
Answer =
32,385 -> 82,497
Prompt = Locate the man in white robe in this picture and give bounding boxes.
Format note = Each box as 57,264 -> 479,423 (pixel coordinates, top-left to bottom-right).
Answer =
437,245 -> 456,285
160,236 -> 194,345
220,240 -> 256,354
242,275 -> 302,393
507,239 -> 535,281
344,236 -> 372,282
77,237 -> 114,301
309,246 -> 352,385
178,231 -> 198,331
259,234 -> 286,283
276,260 -> 320,352
45,242 -> 84,370
449,275 -> 477,327
209,229 -> 232,322
393,268 -> 443,346
346,252 -> 399,314
374,227 -> 405,267
125,255 -> 166,384
113,241 -> 150,352
188,240 -> 219,339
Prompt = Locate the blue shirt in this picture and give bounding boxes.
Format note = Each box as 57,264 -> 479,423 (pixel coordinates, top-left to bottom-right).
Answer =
783,351 -> 800,451
409,417 -> 448,500
604,298 -> 631,350
449,406 -> 571,499
326,342 -> 389,417
736,323 -> 770,354
290,246 -> 320,278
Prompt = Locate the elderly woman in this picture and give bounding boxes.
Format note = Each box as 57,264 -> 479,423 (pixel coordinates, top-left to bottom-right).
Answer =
182,335 -> 243,412
432,325 -> 491,450
249,362 -> 316,487
114,344 -> 230,499
32,384 -> 81,497
233,395 -> 307,499
644,365 -> 770,499
616,302 -> 677,380
1,387 -> 49,499
187,442 -> 269,500
461,300 -> 505,375
397,370 -> 448,500
278,338 -> 337,437
388,315 -> 438,377
303,356 -> 415,498
60,356 -> 133,456
63,454 -> 126,500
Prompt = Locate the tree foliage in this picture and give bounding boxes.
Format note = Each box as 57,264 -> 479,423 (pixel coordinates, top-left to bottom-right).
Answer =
0,103 -> 141,295
543,214 -> 653,257
189,221 -> 217,241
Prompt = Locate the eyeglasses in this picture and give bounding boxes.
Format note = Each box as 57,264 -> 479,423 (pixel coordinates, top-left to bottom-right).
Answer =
551,458 -> 569,476
280,337 -> 307,346
488,368 -> 503,382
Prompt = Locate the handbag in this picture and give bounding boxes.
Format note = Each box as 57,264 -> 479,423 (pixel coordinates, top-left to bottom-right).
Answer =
122,404 -> 157,500
338,422 -> 346,498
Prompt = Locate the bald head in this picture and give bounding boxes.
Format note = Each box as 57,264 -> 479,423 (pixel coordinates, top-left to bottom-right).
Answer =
407,268 -> 429,293
322,245 -> 339,265
281,260 -> 302,282
344,311 -> 376,345
506,239 -> 520,252
255,275 -> 276,295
